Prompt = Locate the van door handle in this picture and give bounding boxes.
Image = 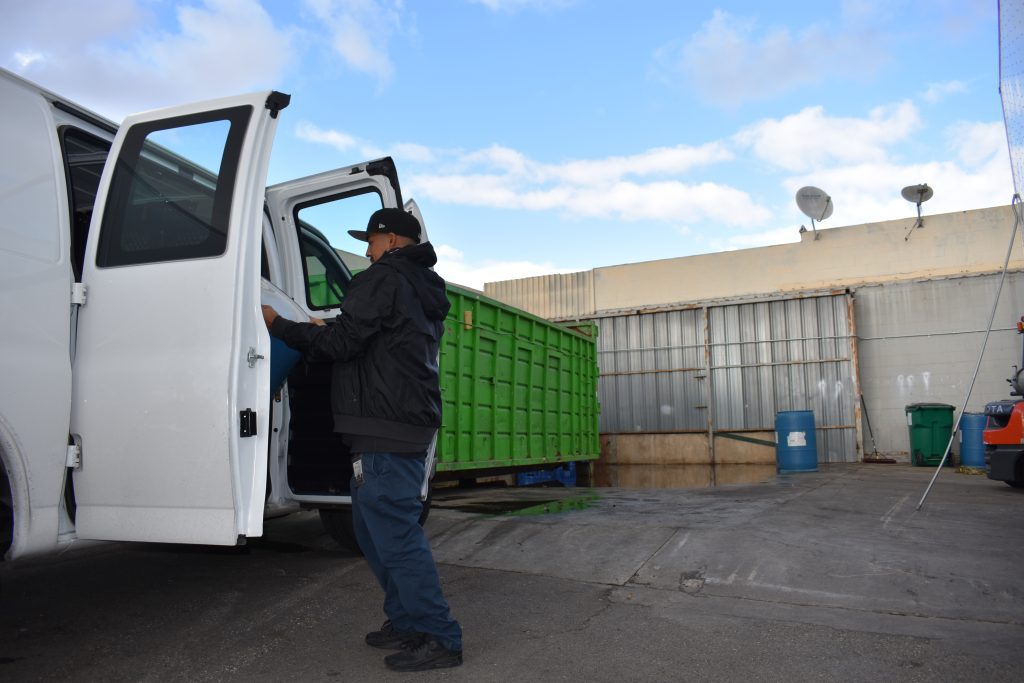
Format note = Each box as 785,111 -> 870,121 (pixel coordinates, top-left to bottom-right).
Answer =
247,347 -> 265,368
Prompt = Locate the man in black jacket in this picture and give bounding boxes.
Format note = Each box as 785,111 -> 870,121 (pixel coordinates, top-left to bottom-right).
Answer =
261,208 -> 462,672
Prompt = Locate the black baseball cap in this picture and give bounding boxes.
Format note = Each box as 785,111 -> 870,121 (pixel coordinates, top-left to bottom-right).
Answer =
348,208 -> 421,243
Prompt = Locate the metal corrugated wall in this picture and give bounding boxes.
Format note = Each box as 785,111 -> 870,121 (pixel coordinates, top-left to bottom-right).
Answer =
598,307 -> 707,432
597,293 -> 859,463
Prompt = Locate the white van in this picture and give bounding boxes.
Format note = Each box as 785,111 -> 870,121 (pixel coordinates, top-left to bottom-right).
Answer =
0,68 -> 426,559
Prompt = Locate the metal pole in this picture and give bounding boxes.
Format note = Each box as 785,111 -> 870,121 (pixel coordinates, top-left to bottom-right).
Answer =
917,196 -> 1022,510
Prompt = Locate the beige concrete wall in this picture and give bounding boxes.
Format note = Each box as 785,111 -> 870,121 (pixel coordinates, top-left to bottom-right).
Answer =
593,432 -> 777,489
714,434 -> 777,465
486,205 -> 1020,319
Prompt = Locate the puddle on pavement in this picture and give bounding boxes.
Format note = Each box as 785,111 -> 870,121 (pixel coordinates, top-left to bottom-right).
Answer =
443,493 -> 600,517
506,494 -> 599,516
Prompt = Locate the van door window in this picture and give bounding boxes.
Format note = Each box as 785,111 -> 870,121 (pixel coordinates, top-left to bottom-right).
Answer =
59,128 -> 111,281
95,107 -> 251,267
298,226 -> 351,308
295,189 -> 381,310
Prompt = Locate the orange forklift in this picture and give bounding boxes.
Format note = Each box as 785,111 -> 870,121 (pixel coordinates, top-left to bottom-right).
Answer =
984,316 -> 1024,487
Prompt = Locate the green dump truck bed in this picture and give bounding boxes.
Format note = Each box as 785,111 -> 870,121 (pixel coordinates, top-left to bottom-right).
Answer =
437,283 -> 600,475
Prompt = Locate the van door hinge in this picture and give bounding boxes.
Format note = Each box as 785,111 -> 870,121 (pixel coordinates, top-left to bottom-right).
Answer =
71,283 -> 88,306
239,409 -> 257,437
66,437 -> 82,469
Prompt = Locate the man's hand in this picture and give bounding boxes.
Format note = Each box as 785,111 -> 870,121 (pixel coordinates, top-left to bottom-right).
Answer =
262,305 -> 279,329
264,304 -> 325,329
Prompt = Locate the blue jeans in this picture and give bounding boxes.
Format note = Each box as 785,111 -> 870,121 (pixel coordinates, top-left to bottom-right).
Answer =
351,452 -> 463,651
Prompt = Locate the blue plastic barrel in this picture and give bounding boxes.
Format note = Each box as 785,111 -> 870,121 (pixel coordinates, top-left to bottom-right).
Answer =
776,410 -> 818,473
269,336 -> 302,393
958,412 -> 987,468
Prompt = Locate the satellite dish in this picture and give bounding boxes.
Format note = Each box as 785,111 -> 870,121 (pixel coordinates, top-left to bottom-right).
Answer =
795,186 -> 833,239
901,183 -> 933,205
796,187 -> 834,221
901,183 -> 933,239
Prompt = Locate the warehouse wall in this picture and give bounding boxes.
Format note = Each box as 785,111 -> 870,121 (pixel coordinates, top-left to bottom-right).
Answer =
485,203 -> 1024,487
594,292 -> 858,485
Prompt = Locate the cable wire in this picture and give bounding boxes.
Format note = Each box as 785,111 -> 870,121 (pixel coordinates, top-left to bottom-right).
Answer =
917,194 -> 1024,510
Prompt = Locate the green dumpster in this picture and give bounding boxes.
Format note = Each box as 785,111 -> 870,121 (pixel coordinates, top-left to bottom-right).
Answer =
436,283 -> 601,477
905,403 -> 955,466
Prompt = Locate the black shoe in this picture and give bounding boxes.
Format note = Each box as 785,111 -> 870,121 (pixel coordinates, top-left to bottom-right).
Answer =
365,620 -> 421,650
384,634 -> 463,672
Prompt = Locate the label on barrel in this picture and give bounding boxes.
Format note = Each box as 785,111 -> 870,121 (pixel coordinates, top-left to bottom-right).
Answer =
787,431 -> 807,447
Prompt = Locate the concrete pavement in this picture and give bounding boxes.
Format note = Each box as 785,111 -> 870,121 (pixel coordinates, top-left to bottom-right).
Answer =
1,464 -> 1021,681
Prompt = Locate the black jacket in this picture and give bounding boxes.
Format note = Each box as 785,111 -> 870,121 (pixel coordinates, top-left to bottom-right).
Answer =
270,241 -> 451,447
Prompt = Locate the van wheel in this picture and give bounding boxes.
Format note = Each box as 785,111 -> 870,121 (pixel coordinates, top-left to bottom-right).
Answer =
319,508 -> 360,554
318,488 -> 433,555
1,467 -> 13,558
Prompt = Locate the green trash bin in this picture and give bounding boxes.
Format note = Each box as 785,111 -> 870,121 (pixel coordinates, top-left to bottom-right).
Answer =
905,403 -> 955,467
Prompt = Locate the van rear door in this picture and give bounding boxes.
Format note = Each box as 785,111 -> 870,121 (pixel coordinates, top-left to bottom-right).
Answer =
70,92 -> 288,545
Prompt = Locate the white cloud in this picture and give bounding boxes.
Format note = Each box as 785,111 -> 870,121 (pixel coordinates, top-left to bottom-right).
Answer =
782,154 -> 1013,228
946,121 -> 1008,168
434,244 -> 576,290
1,0 -> 143,62
461,146 -> 533,176
295,121 -> 435,162
391,143 -> 436,164
734,102 -> 921,172
921,80 -> 968,103
293,128 -> 755,226
766,113 -> 1012,229
13,51 -> 44,69
398,140 -> 754,225
296,121 -> 360,152
298,100 -> 1010,251
141,0 -> 297,90
4,0 -> 296,120
457,142 -> 732,185
407,169 -> 769,226
731,101 -> 1011,230
545,144 -> 734,185
304,0 -> 404,84
664,9 -> 887,107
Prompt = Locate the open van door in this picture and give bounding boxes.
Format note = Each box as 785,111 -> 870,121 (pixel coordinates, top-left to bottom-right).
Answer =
263,158 -> 403,509
70,91 -> 289,545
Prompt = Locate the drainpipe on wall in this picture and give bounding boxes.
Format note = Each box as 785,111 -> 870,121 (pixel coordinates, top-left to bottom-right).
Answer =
703,305 -> 717,486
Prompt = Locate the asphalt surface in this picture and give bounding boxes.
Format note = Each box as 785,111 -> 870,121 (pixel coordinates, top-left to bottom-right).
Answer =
1,464 -> 1022,682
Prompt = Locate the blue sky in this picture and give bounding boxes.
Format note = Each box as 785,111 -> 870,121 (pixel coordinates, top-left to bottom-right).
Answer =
3,0 -> 1014,288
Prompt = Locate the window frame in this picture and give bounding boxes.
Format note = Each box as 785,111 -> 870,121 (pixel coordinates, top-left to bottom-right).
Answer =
94,105 -> 251,268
